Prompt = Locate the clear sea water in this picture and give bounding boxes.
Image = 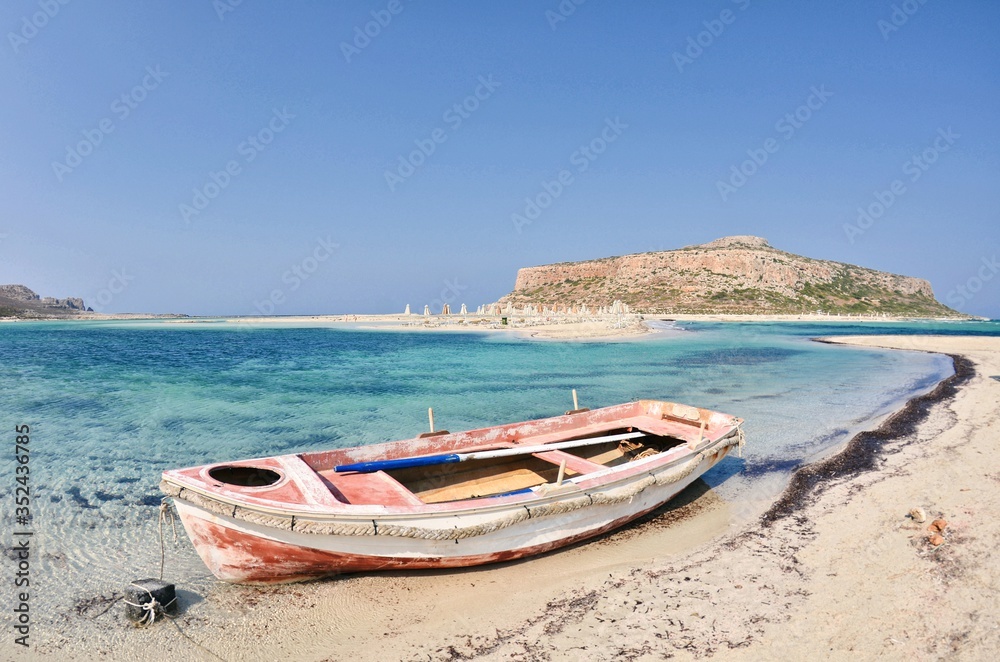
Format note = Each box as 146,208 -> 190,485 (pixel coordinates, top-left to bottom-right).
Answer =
1,318 -> 998,626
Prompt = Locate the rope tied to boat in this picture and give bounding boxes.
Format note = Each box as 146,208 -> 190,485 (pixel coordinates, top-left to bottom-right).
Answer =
123,584 -> 177,628
158,498 -> 178,581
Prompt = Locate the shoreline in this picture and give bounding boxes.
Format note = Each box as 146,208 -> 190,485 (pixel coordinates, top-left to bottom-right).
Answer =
761,345 -> 975,525
2,312 -> 986,342
424,334 -> 997,660
18,334 -> 1000,660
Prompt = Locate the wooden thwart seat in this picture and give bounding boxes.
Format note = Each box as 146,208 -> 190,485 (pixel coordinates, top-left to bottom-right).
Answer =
531,449 -> 605,475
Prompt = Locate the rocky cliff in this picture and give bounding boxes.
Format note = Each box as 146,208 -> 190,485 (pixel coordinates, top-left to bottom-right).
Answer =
495,236 -> 958,316
0,284 -> 90,317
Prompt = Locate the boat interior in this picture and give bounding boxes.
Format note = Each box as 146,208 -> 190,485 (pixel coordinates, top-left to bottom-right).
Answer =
304,427 -> 689,506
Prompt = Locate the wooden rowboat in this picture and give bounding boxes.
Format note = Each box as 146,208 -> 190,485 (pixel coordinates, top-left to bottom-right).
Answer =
161,399 -> 744,584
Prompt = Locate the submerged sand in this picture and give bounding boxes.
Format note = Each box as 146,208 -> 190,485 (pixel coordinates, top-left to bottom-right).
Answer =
38,335 -> 1000,661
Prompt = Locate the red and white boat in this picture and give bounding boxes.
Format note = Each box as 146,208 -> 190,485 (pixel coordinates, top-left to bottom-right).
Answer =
161,399 -> 744,584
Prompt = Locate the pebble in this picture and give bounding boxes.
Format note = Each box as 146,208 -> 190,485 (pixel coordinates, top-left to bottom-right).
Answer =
929,519 -> 948,533
908,507 -> 926,523
928,533 -> 945,546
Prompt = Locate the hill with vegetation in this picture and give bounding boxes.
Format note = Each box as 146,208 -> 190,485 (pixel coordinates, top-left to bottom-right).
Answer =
495,236 -> 960,317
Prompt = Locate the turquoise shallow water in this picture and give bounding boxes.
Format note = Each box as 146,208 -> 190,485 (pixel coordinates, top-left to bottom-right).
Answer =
0,318 -> 996,626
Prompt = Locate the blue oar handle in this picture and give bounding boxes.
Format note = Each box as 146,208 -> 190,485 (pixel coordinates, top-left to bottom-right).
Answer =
334,453 -> 461,474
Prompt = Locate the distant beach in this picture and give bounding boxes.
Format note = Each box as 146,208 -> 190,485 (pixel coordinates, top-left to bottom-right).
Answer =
194,310 -> 977,341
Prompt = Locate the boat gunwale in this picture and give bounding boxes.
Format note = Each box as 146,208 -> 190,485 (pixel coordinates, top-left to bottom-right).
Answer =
161,426 -> 742,522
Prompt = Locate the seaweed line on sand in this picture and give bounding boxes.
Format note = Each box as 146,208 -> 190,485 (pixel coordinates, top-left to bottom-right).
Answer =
760,348 -> 975,526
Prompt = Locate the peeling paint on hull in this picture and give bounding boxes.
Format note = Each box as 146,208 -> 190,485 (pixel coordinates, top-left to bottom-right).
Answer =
173,447 -> 731,584
163,400 -> 743,584
180,501 -> 669,584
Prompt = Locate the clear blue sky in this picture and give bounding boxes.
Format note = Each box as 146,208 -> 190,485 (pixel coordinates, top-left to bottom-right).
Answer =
2,1 -> 998,317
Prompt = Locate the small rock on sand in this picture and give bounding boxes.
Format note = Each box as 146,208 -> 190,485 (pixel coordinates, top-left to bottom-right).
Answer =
928,533 -> 945,546
909,507 -> 927,523
929,519 -> 948,533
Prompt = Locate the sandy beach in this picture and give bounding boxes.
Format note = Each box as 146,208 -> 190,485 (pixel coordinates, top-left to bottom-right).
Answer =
190,311 -> 971,341
37,333 -> 998,661
6,311 -> 976,344
216,313 -> 657,340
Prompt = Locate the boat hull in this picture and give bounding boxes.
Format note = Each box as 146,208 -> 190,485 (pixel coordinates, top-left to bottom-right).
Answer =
173,446 -> 730,583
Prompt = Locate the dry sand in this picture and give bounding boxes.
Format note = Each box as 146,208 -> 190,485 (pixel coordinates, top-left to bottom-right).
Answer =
218,314 -> 657,341
37,334 -> 1000,661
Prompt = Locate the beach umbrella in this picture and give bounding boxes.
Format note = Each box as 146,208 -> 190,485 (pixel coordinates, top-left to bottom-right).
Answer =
423,305 -> 430,316
460,303 -> 467,315
404,304 -> 411,315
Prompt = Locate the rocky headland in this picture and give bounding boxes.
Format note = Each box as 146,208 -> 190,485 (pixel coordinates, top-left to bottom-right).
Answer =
495,236 -> 961,317
0,284 -> 91,318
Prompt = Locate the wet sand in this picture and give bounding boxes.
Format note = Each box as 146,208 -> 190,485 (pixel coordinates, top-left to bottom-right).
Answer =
34,335 -> 1000,661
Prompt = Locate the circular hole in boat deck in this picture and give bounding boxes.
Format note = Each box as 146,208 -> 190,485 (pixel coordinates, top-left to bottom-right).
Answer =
208,466 -> 282,487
